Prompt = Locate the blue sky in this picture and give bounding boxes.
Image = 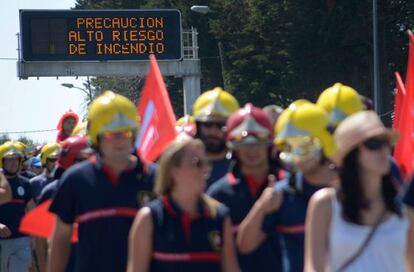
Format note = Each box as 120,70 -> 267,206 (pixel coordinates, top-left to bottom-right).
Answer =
0,0 -> 86,144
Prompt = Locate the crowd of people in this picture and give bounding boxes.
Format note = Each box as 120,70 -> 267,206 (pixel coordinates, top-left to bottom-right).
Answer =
0,83 -> 413,272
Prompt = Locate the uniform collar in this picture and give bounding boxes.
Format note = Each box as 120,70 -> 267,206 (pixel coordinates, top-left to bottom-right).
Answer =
162,195 -> 210,219
285,171 -> 325,199
90,154 -> 144,185
227,164 -> 282,186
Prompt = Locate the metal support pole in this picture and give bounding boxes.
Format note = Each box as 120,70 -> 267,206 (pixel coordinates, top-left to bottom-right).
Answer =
85,76 -> 93,104
183,75 -> 201,115
217,41 -> 227,89
192,27 -> 199,59
373,0 -> 381,114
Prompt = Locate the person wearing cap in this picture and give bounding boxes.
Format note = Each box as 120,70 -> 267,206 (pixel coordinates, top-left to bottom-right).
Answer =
127,137 -> 240,272
29,143 -> 60,204
28,143 -> 59,272
0,141 -> 35,272
305,110 -> 414,271
20,157 -> 37,179
207,103 -> 284,272
192,87 -> 240,188
237,101 -> 338,272
33,136 -> 93,272
29,144 -> 60,272
29,157 -> 43,176
48,91 -> 157,272
56,110 -> 79,142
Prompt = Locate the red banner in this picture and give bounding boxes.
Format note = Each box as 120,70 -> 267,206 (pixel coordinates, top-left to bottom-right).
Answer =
135,54 -> 176,162
19,200 -> 78,242
393,31 -> 414,179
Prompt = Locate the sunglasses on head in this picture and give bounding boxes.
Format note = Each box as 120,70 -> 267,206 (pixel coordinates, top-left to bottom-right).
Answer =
362,138 -> 390,151
102,130 -> 133,140
190,157 -> 209,169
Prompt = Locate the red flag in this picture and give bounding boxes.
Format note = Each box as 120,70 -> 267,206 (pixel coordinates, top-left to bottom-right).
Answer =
393,71 -> 406,130
19,200 -> 55,239
19,200 -> 78,242
406,30 -> 414,95
135,54 -> 176,162
394,31 -> 414,179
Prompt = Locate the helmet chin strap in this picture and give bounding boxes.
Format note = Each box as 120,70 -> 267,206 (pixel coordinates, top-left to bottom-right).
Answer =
3,168 -> 18,177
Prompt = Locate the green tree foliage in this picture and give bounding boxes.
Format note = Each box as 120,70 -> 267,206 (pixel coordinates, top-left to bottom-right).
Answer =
75,0 -> 143,9
208,0 -> 414,121
17,136 -> 38,151
74,0 -> 414,123
0,135 -> 11,145
90,76 -> 184,114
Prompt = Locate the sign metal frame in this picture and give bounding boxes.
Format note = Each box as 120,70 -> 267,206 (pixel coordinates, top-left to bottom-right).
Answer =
19,9 -> 183,62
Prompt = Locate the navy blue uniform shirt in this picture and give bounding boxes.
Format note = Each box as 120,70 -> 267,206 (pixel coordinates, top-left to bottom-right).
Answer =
39,178 -> 77,272
0,175 -> 33,239
263,172 -> 324,272
20,170 -> 36,179
49,156 -> 156,272
148,195 -> 228,272
38,179 -> 59,205
30,173 -> 55,204
206,157 -> 231,189
207,166 -> 284,272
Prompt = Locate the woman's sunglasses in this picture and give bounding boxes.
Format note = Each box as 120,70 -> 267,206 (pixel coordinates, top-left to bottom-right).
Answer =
191,157 -> 209,168
363,138 -> 390,151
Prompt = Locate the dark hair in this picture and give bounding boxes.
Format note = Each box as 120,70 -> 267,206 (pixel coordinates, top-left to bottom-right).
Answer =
338,148 -> 400,224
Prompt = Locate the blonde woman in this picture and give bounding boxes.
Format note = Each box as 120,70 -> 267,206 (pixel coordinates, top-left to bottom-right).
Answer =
305,111 -> 414,271
127,138 -> 240,272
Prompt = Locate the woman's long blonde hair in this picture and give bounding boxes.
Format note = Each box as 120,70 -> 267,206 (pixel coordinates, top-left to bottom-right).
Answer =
154,137 -> 221,217
155,138 -> 203,195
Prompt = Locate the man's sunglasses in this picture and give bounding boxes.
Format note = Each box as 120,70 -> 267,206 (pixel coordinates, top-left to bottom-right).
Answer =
201,122 -> 225,129
102,130 -> 133,140
363,138 -> 390,151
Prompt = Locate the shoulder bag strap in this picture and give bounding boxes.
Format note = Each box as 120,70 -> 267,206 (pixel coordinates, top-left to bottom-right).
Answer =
336,210 -> 387,272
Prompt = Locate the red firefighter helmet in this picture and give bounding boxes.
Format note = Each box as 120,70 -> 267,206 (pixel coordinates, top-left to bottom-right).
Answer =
226,103 -> 273,147
57,136 -> 91,169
